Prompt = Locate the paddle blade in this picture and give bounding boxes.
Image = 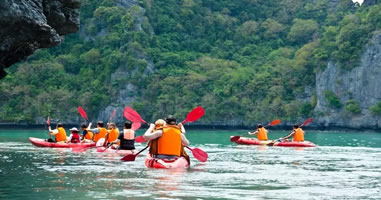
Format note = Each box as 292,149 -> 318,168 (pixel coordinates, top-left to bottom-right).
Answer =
109,109 -> 117,121
135,135 -> 147,143
182,106 -> 205,124
268,119 -> 281,126
123,106 -> 147,124
230,136 -> 241,142
121,145 -> 149,161
46,116 -> 50,126
77,107 -> 88,121
132,122 -> 141,131
301,118 -> 313,127
186,146 -> 208,162
121,154 -> 137,161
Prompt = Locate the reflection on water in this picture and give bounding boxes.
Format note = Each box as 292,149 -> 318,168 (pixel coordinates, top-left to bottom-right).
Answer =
1,130 -> 381,199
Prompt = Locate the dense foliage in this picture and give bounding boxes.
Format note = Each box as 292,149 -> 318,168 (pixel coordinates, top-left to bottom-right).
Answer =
1,0 -> 380,124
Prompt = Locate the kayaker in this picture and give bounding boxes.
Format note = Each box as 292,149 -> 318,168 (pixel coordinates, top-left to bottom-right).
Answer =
279,124 -> 305,142
143,115 -> 189,160
248,124 -> 268,141
147,119 -> 166,155
80,124 -> 93,143
67,127 -> 81,143
88,121 -> 107,144
110,121 -> 136,150
103,122 -> 120,147
48,123 -> 67,143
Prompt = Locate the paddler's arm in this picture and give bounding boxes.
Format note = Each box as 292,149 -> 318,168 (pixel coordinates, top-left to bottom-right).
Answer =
49,128 -> 59,136
179,123 -> 186,134
280,130 -> 295,140
181,133 -> 189,146
87,122 -> 92,129
88,128 -> 99,141
248,129 -> 258,135
88,128 -> 99,133
143,124 -> 163,140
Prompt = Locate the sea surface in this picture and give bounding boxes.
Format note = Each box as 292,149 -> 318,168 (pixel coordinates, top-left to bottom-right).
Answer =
1,129 -> 381,199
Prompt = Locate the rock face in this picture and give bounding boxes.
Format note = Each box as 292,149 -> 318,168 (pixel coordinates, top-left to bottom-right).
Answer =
95,0 -> 153,124
314,33 -> 381,129
0,0 -> 81,79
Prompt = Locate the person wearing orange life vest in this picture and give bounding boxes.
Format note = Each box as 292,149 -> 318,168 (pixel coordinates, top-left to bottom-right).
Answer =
248,124 -> 268,141
143,115 -> 189,160
88,121 -> 107,143
280,124 -> 305,142
146,119 -> 166,155
67,127 -> 81,143
48,123 -> 67,143
80,124 -> 93,143
109,121 -> 136,150
103,122 -> 120,147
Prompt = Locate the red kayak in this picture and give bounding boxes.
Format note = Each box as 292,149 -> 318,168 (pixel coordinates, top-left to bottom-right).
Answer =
272,140 -> 316,147
29,137 -> 96,148
230,136 -> 316,147
96,147 -> 137,155
144,154 -> 190,169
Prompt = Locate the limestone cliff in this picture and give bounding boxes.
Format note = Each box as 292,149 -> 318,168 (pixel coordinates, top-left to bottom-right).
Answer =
94,0 -> 154,124
0,0 -> 81,79
314,33 -> 381,129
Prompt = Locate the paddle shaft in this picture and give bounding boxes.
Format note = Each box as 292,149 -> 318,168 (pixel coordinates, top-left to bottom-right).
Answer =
136,145 -> 149,156
278,119 -> 312,140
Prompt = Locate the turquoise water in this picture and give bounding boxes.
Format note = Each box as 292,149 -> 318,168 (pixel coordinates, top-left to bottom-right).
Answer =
1,129 -> 381,199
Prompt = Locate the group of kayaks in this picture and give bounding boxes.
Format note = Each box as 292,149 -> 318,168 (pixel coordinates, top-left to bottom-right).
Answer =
29,137 -> 190,169
29,134 -> 316,169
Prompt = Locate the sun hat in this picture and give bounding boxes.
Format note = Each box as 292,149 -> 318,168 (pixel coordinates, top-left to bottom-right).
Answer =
70,127 -> 79,132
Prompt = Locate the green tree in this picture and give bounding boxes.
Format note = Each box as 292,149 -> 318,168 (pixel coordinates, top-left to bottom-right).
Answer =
287,19 -> 319,44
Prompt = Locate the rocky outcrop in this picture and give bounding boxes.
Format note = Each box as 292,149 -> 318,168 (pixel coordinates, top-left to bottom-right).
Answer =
314,33 -> 381,129
0,0 -> 81,79
95,0 -> 154,124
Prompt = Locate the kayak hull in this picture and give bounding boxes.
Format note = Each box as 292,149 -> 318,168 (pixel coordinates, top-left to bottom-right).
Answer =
29,137 -> 96,148
230,136 -> 316,147
96,147 -> 137,155
273,140 -> 316,147
144,154 -> 190,169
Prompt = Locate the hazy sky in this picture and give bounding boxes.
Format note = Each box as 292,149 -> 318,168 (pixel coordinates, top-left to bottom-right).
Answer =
352,0 -> 364,4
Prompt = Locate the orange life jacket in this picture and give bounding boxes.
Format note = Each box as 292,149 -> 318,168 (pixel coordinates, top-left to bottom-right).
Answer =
157,125 -> 182,156
257,127 -> 268,141
107,128 -> 119,143
93,127 -> 107,142
55,127 -> 67,142
84,129 -> 93,140
293,128 -> 304,142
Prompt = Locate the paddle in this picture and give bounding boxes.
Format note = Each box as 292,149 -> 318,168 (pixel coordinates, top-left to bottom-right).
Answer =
108,109 -> 117,123
46,116 -> 54,142
230,119 -> 281,142
98,143 -> 112,152
182,106 -> 205,124
78,106 -> 89,122
185,146 -> 208,162
128,106 -> 206,143
121,145 -> 149,161
123,106 -> 148,124
267,118 -> 313,146
121,106 -> 206,162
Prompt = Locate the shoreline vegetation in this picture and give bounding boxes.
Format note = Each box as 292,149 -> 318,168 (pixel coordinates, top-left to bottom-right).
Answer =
1,122 -> 380,132
2,1 -> 381,127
